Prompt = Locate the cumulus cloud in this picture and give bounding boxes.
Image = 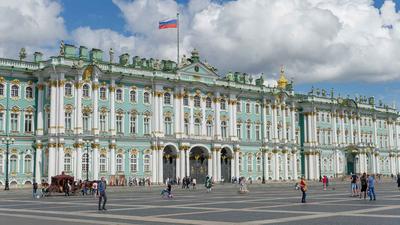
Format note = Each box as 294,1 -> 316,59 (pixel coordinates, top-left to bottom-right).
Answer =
0,0 -> 67,59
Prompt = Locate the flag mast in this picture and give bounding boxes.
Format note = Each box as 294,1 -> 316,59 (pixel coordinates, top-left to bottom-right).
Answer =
177,12 -> 180,66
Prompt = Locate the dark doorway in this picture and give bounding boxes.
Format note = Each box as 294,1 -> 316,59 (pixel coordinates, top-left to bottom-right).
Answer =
221,148 -> 232,182
346,153 -> 355,175
163,146 -> 177,182
190,147 -> 209,184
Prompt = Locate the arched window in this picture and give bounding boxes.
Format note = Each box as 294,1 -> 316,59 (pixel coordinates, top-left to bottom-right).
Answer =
116,89 -> 123,101
116,154 -> 123,172
144,154 -> 150,172
83,113 -> 90,132
65,83 -> 72,97
64,153 -> 71,172
206,120 -> 212,137
25,87 -> 33,99
246,103 -> 251,113
82,153 -> 88,173
0,84 -> 4,96
99,87 -> 107,100
184,118 -> 189,135
100,154 -> 107,172
246,124 -> 251,140
143,117 -> 150,134
247,154 -> 253,172
220,99 -> 226,110
10,155 -> 17,173
144,92 -> 150,104
130,90 -> 136,103
11,85 -> 19,98
221,121 -> 227,138
183,95 -> 189,106
130,154 -> 137,172
164,117 -> 172,135
206,97 -> 212,108
194,118 -> 201,136
194,95 -> 201,107
236,101 -> 241,112
24,155 -> 32,173
130,115 -> 136,134
164,92 -> 171,105
256,156 -> 261,172
82,84 -> 90,97
237,123 -> 242,139
255,104 -> 260,114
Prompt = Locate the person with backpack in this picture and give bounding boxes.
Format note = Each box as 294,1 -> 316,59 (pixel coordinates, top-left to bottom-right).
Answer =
360,173 -> 368,199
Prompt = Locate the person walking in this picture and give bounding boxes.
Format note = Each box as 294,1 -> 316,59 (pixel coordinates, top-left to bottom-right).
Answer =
205,176 -> 213,192
322,175 -> 327,191
350,173 -> 358,197
97,177 -> 107,210
300,177 -> 307,203
192,178 -> 197,189
92,181 -> 98,198
368,174 -> 376,201
33,181 -> 38,199
360,173 -> 368,199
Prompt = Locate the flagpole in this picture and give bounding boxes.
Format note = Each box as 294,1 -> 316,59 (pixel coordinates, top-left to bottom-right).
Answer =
177,12 -> 180,66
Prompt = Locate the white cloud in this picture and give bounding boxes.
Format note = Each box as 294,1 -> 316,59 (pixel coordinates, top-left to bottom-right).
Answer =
0,0 -> 67,59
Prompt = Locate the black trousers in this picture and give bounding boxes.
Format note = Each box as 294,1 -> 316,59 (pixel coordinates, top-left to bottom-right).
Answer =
98,192 -> 107,209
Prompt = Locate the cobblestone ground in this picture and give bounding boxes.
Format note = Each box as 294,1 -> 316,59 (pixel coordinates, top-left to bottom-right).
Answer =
0,180 -> 399,225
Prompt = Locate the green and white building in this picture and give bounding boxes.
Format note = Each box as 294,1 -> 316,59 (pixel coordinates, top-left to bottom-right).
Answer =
0,44 -> 399,186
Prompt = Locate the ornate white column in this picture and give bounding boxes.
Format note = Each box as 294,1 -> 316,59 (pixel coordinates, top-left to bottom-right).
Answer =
235,148 -> 240,178
315,152 -> 320,179
74,140 -> 83,181
189,94 -> 194,136
49,78 -> 57,134
262,100 -> 268,142
109,140 -> 116,176
332,112 -> 338,146
36,79 -> 44,136
92,79 -> 99,135
273,151 -> 279,180
212,148 -> 217,179
57,142 -> 64,174
174,88 -> 182,138
291,106 -> 296,143
180,148 -> 185,178
74,74 -> 83,135
208,154 -> 213,177
292,150 -> 298,180
283,150 -> 288,180
48,141 -> 56,182
217,148 -> 221,181
158,144 -> 164,184
58,73 -> 65,134
357,115 -> 361,144
158,86 -> 165,137
282,105 -> 287,142
272,104 -> 278,142
313,112 -> 318,146
373,118 -> 378,146
35,142 -> 43,183
151,145 -> 157,183
214,92 -> 221,140
109,80 -> 116,136
185,149 -> 190,177
201,96 -> 206,136
350,115 -> 354,144
92,141 -> 99,180
176,152 -> 180,180
263,150 -> 269,181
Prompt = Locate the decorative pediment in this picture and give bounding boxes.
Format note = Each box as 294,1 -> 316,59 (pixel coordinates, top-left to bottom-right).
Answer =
178,59 -> 219,83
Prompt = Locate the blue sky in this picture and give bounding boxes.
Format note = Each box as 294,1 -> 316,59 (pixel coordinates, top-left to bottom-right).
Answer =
2,0 -> 400,107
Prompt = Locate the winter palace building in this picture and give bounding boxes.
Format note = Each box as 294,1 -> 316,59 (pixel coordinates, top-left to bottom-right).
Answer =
0,44 -> 400,186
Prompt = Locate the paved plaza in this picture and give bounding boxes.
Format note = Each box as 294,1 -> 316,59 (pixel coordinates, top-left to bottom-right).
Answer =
0,181 -> 399,225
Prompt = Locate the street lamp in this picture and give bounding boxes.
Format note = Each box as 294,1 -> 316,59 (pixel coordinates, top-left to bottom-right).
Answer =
84,140 -> 92,181
260,146 -> 267,184
2,137 -> 15,190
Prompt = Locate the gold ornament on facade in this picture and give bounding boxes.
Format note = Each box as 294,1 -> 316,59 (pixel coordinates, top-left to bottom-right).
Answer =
0,77 -> 5,83
64,104 -> 74,113
164,111 -> 172,117
11,106 -> 20,113
25,107 -> 34,113
64,148 -> 72,154
100,107 -> 108,113
83,65 -> 93,81
277,66 -> 288,89
91,143 -> 100,149
11,148 -> 18,154
130,109 -> 138,115
108,86 -> 115,92
130,149 -> 138,155
108,143 -> 116,149
92,83 -> 99,90
100,148 -> 107,155
11,79 -> 20,85
117,148 -> 124,154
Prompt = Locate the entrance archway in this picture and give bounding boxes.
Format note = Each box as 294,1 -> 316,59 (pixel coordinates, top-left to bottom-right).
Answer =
190,146 -> 209,183
163,145 -> 178,182
221,147 -> 232,182
346,153 -> 356,175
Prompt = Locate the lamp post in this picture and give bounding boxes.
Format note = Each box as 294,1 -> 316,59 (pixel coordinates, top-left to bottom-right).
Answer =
2,137 -> 15,190
84,140 -> 92,181
32,143 -> 37,184
260,146 -> 266,184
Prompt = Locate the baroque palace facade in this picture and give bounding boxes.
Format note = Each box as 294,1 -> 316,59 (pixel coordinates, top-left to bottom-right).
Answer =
0,44 -> 400,186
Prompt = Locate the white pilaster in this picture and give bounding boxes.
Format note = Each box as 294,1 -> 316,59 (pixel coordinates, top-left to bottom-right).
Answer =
283,151 -> 288,180
92,141 -> 99,180
109,80 -> 116,136
36,79 -> 44,136
75,141 -> 82,181
110,140 -> 116,176
217,149 -> 221,181
185,149 -> 190,177
235,149 -> 240,178
180,149 -> 185,178
35,143 -> 42,183
92,80 -> 99,135
214,92 -> 221,140
292,151 -> 298,180
158,147 -> 163,184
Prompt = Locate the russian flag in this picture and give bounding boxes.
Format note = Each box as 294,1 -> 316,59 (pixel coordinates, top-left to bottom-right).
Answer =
159,18 -> 177,29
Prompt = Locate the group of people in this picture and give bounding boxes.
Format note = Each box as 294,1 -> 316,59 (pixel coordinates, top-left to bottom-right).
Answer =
179,176 -> 197,189
350,173 -> 376,200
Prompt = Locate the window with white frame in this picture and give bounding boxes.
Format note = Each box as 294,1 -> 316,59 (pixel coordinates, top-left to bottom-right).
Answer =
25,86 -> 33,99
130,115 -> 137,134
82,84 -> 90,98
183,95 -> 189,106
83,113 -> 90,132
237,123 -> 242,139
99,87 -> 107,100
164,117 -> 172,135
10,155 -> 17,173
255,125 -> 260,141
164,92 -> 171,105
116,154 -> 123,172
24,114 -> 33,133
246,103 -> 250,113
246,124 -> 251,140
100,154 -> 107,172
206,120 -> 212,137
11,113 -> 19,132
144,154 -> 150,172
100,114 -> 107,132
0,84 -> 4,96
255,104 -> 260,114
184,118 -> 189,135
144,92 -> 150,104
236,101 -> 241,112
64,153 -> 71,172
130,90 -> 136,103
194,95 -> 201,107
11,85 -> 19,98
65,112 -> 72,132
194,118 -> 201,136
116,89 -> 123,101
206,97 -> 212,108
130,154 -> 137,172
82,153 -> 88,172
256,156 -> 261,172
65,83 -> 72,97
220,99 -> 226,110
221,121 -> 227,138
144,117 -> 150,134
0,112 -> 5,132
24,155 -> 32,173
248,154 -> 253,172
116,114 -> 123,134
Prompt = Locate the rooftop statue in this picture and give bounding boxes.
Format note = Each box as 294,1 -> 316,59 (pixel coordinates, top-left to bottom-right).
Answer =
59,40 -> 65,56
321,89 -> 326,97
109,48 -> 114,63
19,48 -> 26,61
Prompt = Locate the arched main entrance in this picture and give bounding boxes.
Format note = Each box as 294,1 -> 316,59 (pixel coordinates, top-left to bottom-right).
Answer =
163,145 -> 178,182
221,147 -> 232,182
190,146 -> 209,183
346,153 -> 356,175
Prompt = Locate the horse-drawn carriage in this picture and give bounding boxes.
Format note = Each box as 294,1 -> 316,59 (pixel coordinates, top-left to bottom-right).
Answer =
42,173 -> 80,196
